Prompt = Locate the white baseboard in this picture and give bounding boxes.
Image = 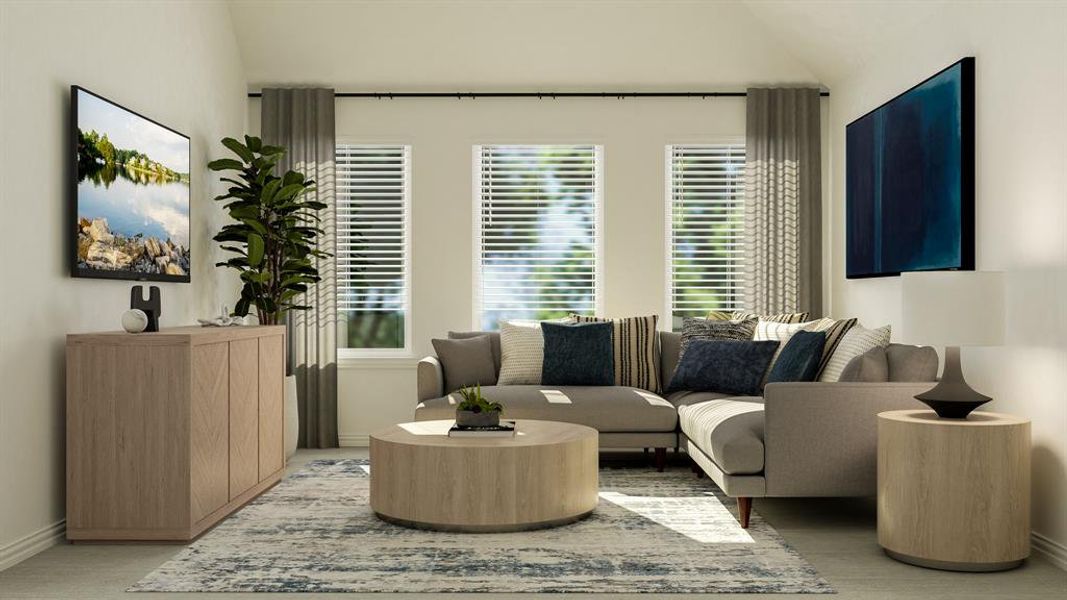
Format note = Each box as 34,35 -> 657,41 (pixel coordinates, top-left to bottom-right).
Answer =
339,434 -> 370,447
1033,531 -> 1067,571
0,520 -> 65,572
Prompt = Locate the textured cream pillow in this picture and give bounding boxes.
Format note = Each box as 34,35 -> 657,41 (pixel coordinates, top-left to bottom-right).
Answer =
818,323 -> 892,382
497,318 -> 573,385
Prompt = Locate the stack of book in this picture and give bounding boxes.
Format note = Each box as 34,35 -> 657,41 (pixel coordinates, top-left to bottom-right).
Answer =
448,420 -> 517,438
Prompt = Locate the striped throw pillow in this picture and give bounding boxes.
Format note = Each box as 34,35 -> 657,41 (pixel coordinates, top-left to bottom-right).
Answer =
819,324 -> 891,382
678,317 -> 757,363
571,314 -> 660,392
707,310 -> 810,324
802,317 -> 859,376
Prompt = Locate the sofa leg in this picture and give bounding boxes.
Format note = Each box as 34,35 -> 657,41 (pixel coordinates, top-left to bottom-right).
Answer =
736,497 -> 752,529
654,447 -> 666,472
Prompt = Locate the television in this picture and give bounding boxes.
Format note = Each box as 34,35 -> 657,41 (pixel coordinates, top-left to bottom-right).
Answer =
846,57 -> 974,279
71,86 -> 191,282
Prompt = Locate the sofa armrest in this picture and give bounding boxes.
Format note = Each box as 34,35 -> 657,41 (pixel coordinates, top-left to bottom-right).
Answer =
416,356 -> 445,403
762,382 -> 932,497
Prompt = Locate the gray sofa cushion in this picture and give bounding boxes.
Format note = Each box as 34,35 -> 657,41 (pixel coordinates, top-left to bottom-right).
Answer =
432,335 -> 497,392
839,346 -> 890,382
679,397 -> 765,475
415,385 -> 678,432
659,331 -> 681,386
449,330 -> 501,374
666,390 -> 733,408
886,344 -> 939,381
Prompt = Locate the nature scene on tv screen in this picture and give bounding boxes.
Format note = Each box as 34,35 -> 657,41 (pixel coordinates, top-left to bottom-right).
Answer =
75,88 -> 190,278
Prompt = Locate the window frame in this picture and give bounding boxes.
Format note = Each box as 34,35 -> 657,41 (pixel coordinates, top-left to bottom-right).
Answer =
471,143 -> 604,330
335,140 -> 414,360
663,139 -> 746,330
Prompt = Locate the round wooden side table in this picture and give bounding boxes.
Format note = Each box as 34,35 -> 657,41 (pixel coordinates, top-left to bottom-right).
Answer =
370,419 -> 599,532
877,410 -> 1030,571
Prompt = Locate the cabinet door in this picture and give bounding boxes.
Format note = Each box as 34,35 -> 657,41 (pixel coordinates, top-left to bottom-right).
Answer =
229,338 -> 259,499
191,342 -> 229,523
258,334 -> 285,479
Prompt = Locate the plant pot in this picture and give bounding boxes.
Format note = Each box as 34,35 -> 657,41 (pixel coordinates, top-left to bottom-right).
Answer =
284,375 -> 298,459
455,409 -> 500,428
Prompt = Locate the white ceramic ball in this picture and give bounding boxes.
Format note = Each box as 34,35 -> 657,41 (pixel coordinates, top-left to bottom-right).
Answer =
121,309 -> 149,333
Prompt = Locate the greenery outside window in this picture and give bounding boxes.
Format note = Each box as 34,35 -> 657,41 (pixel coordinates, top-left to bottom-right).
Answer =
666,143 -> 746,331
474,144 -> 602,330
337,144 -> 411,354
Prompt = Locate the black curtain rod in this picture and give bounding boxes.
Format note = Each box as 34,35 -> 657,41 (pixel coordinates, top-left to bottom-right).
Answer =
247,90 -> 829,99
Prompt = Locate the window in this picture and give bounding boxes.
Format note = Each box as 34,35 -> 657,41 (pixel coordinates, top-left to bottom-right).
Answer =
666,143 -> 746,330
475,145 -> 601,330
336,144 -> 411,353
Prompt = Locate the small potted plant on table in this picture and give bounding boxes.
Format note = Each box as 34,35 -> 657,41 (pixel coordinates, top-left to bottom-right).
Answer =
455,384 -> 503,428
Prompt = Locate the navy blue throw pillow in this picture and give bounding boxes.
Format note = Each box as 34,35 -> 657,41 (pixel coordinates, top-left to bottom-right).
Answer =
767,330 -> 827,384
667,340 -> 779,396
541,321 -> 614,386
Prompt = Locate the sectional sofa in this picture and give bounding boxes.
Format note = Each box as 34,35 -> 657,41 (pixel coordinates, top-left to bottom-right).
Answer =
415,330 -> 937,527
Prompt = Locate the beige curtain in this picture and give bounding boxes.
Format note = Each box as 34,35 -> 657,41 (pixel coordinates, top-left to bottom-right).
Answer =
261,88 -> 338,448
743,88 -> 823,317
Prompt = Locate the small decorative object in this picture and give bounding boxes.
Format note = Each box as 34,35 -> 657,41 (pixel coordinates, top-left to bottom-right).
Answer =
454,384 -> 503,428
120,309 -> 149,333
208,136 -> 329,325
197,305 -> 250,327
902,271 -> 1003,419
130,285 -> 161,332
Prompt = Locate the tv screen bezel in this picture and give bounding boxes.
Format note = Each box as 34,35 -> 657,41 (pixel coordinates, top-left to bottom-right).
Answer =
844,57 -> 975,280
70,85 -> 192,283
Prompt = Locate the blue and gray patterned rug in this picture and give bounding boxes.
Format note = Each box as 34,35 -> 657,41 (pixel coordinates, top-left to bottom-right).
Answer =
131,459 -> 832,593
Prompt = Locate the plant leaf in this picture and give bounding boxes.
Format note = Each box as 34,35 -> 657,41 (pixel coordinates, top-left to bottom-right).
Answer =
208,158 -> 245,171
221,137 -> 253,163
247,233 -> 265,266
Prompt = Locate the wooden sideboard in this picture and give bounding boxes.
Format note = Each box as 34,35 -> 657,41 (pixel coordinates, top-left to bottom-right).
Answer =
66,325 -> 286,541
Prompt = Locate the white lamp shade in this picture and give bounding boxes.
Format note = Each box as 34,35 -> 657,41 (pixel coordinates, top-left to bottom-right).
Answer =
901,271 -> 1004,347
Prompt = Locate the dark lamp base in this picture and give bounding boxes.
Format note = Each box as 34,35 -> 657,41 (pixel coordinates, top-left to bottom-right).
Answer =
914,346 -> 992,419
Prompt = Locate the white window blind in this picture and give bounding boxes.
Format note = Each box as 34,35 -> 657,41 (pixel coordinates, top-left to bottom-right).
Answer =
336,144 -> 411,351
475,145 -> 601,330
666,144 -> 746,330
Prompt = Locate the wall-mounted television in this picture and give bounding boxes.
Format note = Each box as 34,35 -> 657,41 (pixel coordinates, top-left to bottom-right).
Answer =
71,86 -> 191,282
846,57 -> 974,279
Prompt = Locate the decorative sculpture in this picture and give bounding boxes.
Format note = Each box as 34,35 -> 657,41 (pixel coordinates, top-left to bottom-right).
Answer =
130,285 -> 161,332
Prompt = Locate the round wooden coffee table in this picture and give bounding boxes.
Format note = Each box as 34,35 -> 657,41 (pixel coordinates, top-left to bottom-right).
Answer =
370,419 -> 599,532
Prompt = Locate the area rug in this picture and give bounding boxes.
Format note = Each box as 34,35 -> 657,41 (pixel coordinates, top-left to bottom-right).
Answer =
131,459 -> 832,593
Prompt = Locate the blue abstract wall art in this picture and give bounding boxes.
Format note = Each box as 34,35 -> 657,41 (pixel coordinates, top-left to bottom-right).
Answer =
846,57 -> 975,278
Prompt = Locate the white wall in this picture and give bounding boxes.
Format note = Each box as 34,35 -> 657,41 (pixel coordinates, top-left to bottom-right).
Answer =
824,2 -> 1067,558
0,0 -> 246,568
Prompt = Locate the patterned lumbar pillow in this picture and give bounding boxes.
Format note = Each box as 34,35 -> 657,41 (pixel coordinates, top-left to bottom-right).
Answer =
570,314 -> 660,392
678,317 -> 757,363
667,340 -> 780,396
497,318 -> 573,385
818,323 -> 891,382
541,322 -> 615,386
707,310 -> 809,324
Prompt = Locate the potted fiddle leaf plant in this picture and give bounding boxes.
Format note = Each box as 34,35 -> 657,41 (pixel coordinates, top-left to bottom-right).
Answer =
455,384 -> 504,427
209,135 -> 331,461
207,135 -> 329,325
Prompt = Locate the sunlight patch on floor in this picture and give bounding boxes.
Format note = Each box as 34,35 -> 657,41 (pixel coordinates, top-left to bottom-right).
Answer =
599,491 -> 755,544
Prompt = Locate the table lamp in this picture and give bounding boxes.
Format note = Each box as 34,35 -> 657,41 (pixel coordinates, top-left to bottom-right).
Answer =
901,271 -> 1004,419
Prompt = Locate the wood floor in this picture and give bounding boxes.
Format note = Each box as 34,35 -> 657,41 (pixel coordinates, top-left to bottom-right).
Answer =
1,448 -> 1064,599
